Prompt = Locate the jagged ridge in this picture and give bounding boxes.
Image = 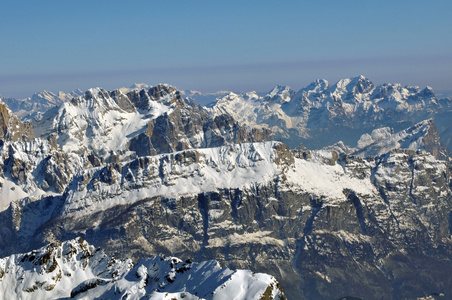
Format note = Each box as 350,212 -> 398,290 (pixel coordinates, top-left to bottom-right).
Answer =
31,84 -> 271,161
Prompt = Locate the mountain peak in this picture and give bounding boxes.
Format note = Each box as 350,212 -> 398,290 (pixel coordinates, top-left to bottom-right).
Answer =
266,85 -> 294,103
328,75 -> 375,104
334,75 -> 373,91
32,90 -> 55,97
354,75 -> 374,94
301,78 -> 330,93
420,86 -> 436,98
129,82 -> 151,90
30,90 -> 62,104
147,83 -> 178,100
269,84 -> 291,94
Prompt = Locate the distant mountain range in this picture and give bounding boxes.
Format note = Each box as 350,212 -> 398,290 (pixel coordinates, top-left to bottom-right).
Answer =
1,76 -> 452,299
207,75 -> 452,151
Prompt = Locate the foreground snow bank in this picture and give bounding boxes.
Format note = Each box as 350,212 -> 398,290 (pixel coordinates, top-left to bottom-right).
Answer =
0,238 -> 286,300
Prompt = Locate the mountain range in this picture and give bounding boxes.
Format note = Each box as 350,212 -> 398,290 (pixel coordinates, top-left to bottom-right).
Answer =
1,76 -> 452,299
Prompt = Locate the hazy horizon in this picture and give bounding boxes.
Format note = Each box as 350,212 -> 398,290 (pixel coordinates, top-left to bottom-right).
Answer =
1,1 -> 451,99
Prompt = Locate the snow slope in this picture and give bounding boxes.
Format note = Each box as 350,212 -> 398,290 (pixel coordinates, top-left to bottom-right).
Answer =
352,119 -> 434,157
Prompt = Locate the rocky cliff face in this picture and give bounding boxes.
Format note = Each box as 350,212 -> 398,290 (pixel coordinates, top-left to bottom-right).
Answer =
0,138 -> 86,211
128,92 -> 272,157
0,103 -> 84,210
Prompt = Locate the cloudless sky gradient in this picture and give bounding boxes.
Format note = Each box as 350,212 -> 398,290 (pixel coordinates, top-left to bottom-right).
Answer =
1,0 -> 452,98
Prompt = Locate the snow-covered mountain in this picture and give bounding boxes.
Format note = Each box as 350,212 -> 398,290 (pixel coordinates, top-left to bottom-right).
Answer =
182,89 -> 232,106
0,138 -> 86,209
207,75 -> 452,149
119,82 -> 153,93
5,76 -> 452,151
0,238 -> 285,300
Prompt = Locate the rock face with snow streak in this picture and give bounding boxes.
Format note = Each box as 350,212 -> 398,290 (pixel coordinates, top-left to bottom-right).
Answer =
0,238 -> 285,300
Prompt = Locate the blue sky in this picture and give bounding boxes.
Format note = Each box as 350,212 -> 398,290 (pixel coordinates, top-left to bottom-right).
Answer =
1,1 -> 452,98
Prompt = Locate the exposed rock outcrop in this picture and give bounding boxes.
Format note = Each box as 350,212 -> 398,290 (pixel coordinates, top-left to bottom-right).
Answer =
0,100 -> 34,142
